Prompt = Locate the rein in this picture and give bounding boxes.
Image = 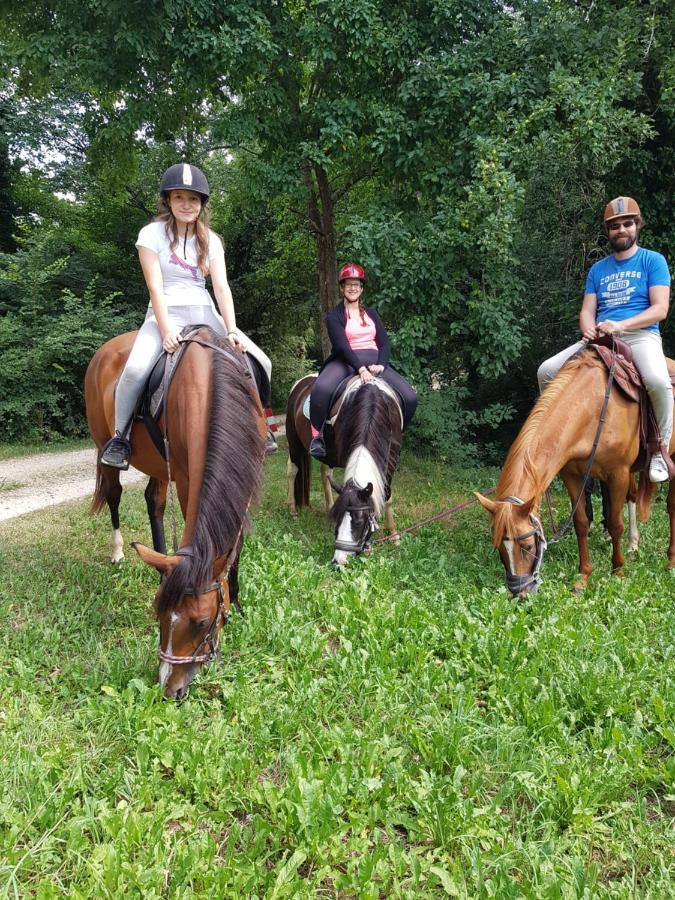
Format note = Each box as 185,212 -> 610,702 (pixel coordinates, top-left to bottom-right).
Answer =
547,337 -> 617,545
162,332 -> 251,554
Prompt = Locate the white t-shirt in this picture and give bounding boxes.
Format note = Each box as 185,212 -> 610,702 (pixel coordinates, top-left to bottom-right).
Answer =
135,220 -> 225,306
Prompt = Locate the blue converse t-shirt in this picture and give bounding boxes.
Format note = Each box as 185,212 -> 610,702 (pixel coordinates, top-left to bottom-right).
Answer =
586,247 -> 671,333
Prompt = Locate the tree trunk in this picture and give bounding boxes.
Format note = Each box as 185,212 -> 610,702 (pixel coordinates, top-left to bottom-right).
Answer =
304,161 -> 338,360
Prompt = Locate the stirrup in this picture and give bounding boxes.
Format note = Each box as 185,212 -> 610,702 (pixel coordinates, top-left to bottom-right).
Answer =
265,431 -> 278,456
100,433 -> 131,470
309,435 -> 326,459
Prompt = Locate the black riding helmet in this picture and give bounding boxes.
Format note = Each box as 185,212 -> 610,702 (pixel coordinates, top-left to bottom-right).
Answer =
159,163 -> 210,201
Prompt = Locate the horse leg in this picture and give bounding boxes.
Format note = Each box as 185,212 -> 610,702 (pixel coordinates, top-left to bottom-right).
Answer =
561,472 -> 592,591
605,470 -> 630,575
666,480 -> 675,569
383,488 -> 400,545
287,457 -> 299,519
626,474 -> 638,555
145,477 -> 168,555
100,467 -> 124,563
320,463 -> 334,512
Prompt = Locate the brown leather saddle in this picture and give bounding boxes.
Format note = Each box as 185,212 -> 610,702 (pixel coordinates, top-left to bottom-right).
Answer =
588,335 -> 675,476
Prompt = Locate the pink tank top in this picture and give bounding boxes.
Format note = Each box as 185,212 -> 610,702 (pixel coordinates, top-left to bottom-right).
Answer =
345,309 -> 378,352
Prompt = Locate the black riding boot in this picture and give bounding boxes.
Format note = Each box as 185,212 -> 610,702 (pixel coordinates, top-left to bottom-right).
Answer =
100,430 -> 131,470
309,432 -> 326,460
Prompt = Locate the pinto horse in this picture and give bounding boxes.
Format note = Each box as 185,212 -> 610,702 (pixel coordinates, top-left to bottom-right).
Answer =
475,350 -> 675,595
85,327 -> 265,697
286,375 -> 402,565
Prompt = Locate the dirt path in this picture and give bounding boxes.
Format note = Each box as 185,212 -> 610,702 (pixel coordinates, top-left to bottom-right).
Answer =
0,449 -> 145,522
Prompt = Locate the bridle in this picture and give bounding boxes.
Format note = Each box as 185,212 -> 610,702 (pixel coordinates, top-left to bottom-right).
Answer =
334,501 -> 379,555
500,495 -> 548,595
157,547 -> 232,667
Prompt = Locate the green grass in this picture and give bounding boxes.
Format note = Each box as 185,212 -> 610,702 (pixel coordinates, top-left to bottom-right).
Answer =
1,445 -> 674,897
0,438 -> 91,461
0,480 -> 22,492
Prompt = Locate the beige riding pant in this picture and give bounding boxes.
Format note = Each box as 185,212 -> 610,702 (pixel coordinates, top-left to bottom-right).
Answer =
537,330 -> 672,445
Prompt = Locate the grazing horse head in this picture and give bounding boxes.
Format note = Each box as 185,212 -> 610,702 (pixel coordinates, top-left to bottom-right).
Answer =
329,478 -> 378,566
132,544 -> 233,699
474,493 -> 547,596
86,327 -> 265,697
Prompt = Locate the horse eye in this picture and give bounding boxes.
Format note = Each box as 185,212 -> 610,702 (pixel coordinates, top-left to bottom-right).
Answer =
194,618 -> 209,630
522,543 -> 534,553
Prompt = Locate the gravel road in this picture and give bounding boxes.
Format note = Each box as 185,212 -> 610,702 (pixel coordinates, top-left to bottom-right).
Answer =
0,449 -> 145,522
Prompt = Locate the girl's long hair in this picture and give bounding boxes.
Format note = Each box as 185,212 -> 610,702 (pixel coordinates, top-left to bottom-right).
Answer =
340,283 -> 368,326
157,195 -> 211,274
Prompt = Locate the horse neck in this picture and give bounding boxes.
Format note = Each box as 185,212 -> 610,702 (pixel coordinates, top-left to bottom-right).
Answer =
344,445 -> 386,515
497,373 -> 596,508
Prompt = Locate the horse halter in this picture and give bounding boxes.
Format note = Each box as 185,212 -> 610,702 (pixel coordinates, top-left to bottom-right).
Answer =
501,496 -> 548,595
157,568 -> 230,666
334,502 -> 379,555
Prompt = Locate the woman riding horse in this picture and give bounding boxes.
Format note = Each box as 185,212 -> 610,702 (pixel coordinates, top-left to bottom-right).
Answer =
99,163 -> 276,468
308,263 -> 417,459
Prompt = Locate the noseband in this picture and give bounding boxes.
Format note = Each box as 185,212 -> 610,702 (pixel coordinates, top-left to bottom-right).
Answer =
501,495 -> 548,594
334,503 -> 378,555
158,548 -> 230,666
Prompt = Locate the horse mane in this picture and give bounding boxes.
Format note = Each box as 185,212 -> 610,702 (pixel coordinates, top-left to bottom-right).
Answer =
157,340 -> 264,613
335,384 -> 399,515
498,350 -> 603,496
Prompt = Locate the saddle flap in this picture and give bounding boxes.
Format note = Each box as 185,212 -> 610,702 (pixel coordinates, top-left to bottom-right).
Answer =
590,343 -> 642,403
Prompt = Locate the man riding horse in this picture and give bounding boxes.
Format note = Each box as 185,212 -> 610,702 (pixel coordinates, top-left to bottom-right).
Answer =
538,196 -> 672,482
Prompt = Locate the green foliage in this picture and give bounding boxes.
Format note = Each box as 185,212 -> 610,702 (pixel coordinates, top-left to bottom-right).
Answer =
1,453 -> 675,894
0,222 -> 138,441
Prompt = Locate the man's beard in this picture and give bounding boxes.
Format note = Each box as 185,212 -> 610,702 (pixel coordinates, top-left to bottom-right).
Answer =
609,233 -> 637,253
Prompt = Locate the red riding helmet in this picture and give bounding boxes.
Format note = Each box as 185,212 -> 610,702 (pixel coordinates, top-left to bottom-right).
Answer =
338,263 -> 366,283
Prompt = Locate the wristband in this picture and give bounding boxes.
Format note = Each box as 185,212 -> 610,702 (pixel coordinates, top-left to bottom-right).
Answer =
227,329 -> 238,337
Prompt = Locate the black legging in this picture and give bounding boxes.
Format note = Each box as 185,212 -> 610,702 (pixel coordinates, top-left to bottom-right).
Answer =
310,349 -> 417,432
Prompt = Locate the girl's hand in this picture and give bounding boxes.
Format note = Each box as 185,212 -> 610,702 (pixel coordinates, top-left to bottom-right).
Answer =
161,328 -> 183,353
227,330 -> 245,350
359,366 -> 375,384
368,364 -> 384,375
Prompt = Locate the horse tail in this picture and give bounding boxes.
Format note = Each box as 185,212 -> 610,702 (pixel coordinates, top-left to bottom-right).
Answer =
90,458 -> 108,515
636,472 -> 658,522
286,396 -> 311,508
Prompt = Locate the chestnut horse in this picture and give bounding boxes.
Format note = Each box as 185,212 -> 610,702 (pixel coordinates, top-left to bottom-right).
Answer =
85,327 -> 265,697
286,375 -> 402,566
475,350 -> 675,595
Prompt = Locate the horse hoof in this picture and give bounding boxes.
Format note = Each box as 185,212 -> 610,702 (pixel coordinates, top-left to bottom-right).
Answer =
111,554 -> 125,565
573,577 -> 588,594
612,567 -> 625,577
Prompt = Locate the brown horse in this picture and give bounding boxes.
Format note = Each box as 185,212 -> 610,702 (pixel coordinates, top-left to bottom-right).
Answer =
85,327 -> 265,698
475,350 -> 675,595
286,375 -> 402,565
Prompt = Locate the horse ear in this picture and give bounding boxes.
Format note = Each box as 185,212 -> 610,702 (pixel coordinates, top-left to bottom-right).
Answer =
329,477 -> 343,494
132,542 -> 181,575
474,492 -> 497,513
520,497 -> 535,516
359,483 -> 374,500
